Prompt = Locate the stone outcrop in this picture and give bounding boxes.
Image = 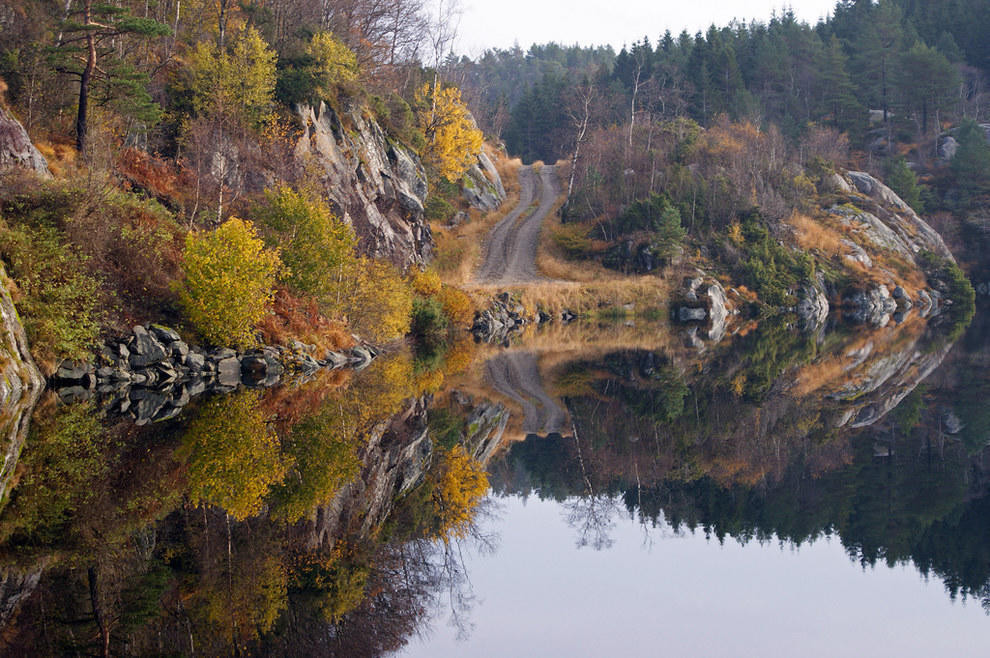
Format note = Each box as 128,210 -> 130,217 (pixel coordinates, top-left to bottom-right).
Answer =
828,327 -> 955,430
0,107 -> 49,177
0,265 -> 43,411
471,293 -> 561,344
675,274 -> 735,343
462,151 -> 506,211
52,324 -> 377,424
843,284 -> 899,327
0,264 -> 44,507
295,102 -> 432,267
838,170 -> 954,263
797,278 -> 830,332
306,397 -> 433,548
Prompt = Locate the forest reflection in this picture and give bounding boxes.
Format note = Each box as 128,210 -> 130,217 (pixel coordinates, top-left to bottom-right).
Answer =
491,314 -> 990,613
0,310 -> 987,655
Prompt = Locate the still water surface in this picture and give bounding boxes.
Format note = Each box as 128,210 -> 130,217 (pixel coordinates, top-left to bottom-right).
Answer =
400,495 -> 990,657
0,310 -> 987,655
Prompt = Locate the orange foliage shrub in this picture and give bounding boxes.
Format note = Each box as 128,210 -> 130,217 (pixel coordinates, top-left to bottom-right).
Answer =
257,287 -> 355,353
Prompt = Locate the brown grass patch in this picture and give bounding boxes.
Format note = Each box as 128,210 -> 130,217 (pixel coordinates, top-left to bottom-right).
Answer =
787,211 -> 845,257
33,139 -> 77,179
258,288 -> 355,352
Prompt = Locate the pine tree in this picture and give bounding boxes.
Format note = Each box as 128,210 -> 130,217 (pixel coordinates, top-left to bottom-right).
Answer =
54,0 -> 170,152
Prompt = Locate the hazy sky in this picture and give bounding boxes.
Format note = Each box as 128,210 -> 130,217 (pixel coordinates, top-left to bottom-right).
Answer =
454,0 -> 839,55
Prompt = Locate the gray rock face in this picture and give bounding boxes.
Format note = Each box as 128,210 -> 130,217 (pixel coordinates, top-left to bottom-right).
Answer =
678,307 -> 707,322
0,107 -> 50,177
837,171 -> 954,263
0,263 -> 44,506
305,397 -> 433,549
829,328 -> 955,430
294,102 -> 432,267
463,402 -> 509,465
706,282 -> 730,342
462,151 -> 507,211
128,326 -> 169,368
822,172 -> 853,194
797,283 -> 830,332
939,135 -> 959,161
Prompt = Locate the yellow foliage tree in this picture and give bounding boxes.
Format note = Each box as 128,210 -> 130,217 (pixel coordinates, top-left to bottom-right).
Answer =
305,32 -> 359,99
417,84 -> 484,181
254,185 -> 356,305
409,268 -> 442,297
329,257 -> 412,343
179,390 -> 288,520
188,26 -> 277,129
178,217 -> 282,347
429,445 -> 488,542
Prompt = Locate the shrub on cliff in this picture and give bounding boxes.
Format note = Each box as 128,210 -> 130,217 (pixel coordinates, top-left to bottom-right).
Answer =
0,220 -> 101,367
254,186 -> 356,305
177,217 -> 282,347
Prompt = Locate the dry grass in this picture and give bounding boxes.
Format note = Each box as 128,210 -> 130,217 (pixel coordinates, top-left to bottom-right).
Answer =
788,211 -> 845,257
432,151 -> 523,286
33,139 -> 77,179
258,288 -> 355,353
468,276 -> 675,319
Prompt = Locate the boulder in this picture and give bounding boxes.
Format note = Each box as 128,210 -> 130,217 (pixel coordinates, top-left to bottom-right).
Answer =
216,357 -> 241,386
184,352 -> 206,371
324,351 -> 350,369
128,326 -> 168,368
349,346 -> 374,370
939,135 -> 958,161
797,283 -> 830,332
170,340 -> 190,359
149,324 -> 181,344
843,284 -> 897,326
0,106 -> 50,177
54,360 -> 92,383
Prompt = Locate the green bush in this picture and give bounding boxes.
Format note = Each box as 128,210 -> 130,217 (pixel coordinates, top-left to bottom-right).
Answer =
177,217 -> 282,347
0,222 -> 102,364
885,156 -> 925,213
736,213 -> 813,307
410,297 -> 448,352
253,186 -> 356,306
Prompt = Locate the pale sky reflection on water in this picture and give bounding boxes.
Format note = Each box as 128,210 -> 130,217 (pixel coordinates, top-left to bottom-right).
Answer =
397,494 -> 990,658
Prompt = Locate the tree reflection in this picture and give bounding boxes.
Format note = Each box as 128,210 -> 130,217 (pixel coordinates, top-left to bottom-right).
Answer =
0,351 -> 501,655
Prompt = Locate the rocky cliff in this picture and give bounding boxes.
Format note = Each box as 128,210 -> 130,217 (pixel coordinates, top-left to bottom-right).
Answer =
293,103 -> 504,268
0,264 -> 44,506
0,107 -> 49,178
294,102 -> 432,268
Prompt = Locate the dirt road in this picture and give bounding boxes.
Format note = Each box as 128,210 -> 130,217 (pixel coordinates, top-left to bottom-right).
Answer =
484,351 -> 567,435
475,165 -> 559,284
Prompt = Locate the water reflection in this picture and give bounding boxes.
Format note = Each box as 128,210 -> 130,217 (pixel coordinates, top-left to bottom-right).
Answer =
0,308 -> 986,654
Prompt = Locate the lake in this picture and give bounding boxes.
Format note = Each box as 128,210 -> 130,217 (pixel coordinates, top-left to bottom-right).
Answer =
0,307 -> 987,656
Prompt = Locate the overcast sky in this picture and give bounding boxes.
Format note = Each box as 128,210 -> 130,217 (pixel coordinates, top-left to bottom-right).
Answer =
454,0 -> 839,56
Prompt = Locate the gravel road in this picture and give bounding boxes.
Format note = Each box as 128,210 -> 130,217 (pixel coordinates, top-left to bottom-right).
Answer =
475,165 -> 559,284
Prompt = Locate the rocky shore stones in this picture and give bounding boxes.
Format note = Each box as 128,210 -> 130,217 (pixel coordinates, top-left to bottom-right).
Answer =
51,323 -> 377,423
